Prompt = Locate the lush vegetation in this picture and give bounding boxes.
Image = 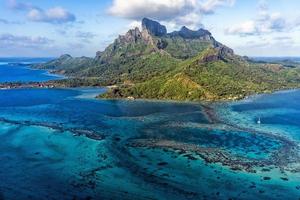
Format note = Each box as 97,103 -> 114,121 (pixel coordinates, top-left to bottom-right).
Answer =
101,48 -> 300,101
158,36 -> 213,59
35,18 -> 300,101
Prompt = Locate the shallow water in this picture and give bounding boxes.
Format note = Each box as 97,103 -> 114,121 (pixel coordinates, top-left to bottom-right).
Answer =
0,88 -> 299,200
0,59 -> 300,200
216,90 -> 300,141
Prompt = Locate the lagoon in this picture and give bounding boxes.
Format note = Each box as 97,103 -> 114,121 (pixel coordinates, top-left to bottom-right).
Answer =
0,58 -> 299,200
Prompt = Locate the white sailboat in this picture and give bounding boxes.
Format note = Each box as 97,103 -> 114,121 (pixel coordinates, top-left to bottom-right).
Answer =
257,117 -> 261,124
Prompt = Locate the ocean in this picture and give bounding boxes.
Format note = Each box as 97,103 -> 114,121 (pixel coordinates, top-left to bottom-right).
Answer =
0,58 -> 63,83
0,59 -> 299,200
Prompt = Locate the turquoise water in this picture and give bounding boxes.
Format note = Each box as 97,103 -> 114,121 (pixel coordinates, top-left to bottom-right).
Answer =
0,58 -> 63,83
0,59 -> 300,200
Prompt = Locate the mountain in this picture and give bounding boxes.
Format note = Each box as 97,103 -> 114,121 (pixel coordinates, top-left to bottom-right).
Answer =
35,18 -> 300,101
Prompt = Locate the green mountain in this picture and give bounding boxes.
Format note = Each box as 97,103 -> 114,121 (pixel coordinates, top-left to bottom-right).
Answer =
35,18 -> 300,101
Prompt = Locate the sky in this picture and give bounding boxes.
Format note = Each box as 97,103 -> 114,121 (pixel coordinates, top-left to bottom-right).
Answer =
0,0 -> 300,57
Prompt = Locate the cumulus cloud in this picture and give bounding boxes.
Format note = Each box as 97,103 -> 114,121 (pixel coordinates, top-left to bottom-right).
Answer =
127,20 -> 142,30
7,0 -> 76,24
108,0 -> 235,29
295,17 -> 300,27
225,2 -> 289,36
27,7 -> 76,24
7,0 -> 35,10
226,21 -> 257,36
0,33 -> 53,48
235,36 -> 300,56
200,0 -> 235,14
108,0 -> 195,20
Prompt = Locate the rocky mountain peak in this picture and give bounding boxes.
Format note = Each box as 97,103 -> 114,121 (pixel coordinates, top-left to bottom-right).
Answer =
115,26 -> 155,47
169,26 -> 212,40
199,46 -> 235,64
58,54 -> 72,60
142,18 -> 167,36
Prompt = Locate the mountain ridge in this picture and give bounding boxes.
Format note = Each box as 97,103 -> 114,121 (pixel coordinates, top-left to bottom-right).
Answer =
34,18 -> 300,101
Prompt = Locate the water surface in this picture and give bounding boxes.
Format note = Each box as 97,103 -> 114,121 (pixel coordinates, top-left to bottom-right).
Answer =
0,58 -> 63,83
0,59 -> 299,200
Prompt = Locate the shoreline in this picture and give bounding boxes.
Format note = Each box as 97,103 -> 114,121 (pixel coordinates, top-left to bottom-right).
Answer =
1,63 -> 300,104
1,79 -> 299,103
0,117 -> 104,141
3,63 -> 300,103
0,80 -> 299,174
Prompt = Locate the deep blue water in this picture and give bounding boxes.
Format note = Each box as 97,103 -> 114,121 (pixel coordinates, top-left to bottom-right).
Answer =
0,59 -> 300,200
232,90 -> 300,126
0,58 -> 63,83
217,90 -> 300,141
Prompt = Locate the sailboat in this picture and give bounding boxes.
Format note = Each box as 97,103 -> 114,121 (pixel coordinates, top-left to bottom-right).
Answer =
257,117 -> 261,124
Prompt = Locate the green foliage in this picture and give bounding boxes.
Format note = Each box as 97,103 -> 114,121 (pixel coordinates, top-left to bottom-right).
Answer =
157,36 -> 213,59
102,48 -> 300,101
35,25 -> 300,102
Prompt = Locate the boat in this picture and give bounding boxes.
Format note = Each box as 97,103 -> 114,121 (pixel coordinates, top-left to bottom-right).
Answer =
257,117 -> 261,124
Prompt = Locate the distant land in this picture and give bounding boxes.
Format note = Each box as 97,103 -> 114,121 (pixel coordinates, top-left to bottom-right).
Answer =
33,18 -> 300,101
252,57 -> 300,63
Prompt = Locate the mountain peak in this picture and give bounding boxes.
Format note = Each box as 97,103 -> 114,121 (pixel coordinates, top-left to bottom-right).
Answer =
169,26 -> 212,39
142,18 -> 167,36
59,54 -> 72,60
180,26 -> 190,31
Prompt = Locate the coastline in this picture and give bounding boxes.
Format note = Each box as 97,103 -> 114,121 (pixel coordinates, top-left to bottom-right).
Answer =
2,60 -> 300,106
1,75 -> 299,103
1,74 -> 300,199
2,62 -> 300,103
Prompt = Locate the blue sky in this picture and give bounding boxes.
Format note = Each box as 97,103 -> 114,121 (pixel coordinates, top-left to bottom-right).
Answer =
0,0 -> 300,57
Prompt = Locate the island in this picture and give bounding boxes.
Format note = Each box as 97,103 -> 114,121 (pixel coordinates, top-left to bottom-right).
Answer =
31,18 -> 300,101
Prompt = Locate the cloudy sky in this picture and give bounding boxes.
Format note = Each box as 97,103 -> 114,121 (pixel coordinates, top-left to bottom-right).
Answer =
0,0 -> 300,57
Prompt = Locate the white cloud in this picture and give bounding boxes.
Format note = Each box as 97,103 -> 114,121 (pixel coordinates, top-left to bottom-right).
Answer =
7,0 -> 35,10
235,38 -> 300,57
0,33 -> 53,48
226,20 -> 257,36
225,2 -> 290,36
27,7 -> 76,24
108,0 -> 196,20
175,12 -> 203,29
8,0 -> 76,24
294,16 -> 300,27
108,0 -> 235,30
200,0 -> 235,14
128,20 -> 142,30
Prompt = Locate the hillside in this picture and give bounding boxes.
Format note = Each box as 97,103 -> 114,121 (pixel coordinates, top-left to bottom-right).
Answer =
35,18 -> 300,101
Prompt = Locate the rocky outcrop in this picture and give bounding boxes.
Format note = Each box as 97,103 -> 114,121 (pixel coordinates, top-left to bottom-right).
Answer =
217,46 -> 234,58
199,46 -> 235,64
96,26 -> 159,64
58,54 -> 72,60
95,51 -> 103,60
201,53 -> 220,63
168,26 -> 213,40
118,27 -> 143,43
142,18 -> 167,36
114,27 -> 155,47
